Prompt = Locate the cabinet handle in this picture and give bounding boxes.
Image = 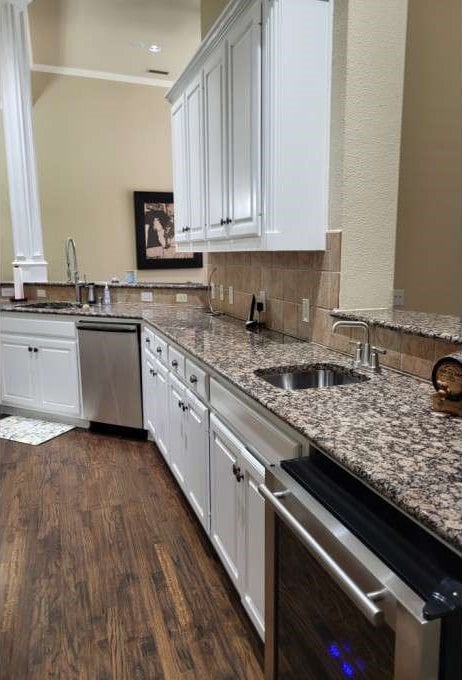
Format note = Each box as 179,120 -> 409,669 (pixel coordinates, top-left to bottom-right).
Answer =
28,346 -> 33,352
178,400 -> 184,409
182,404 -> 188,412
145,337 -> 150,344
156,347 -> 162,354
33,347 -> 39,353
183,226 -> 190,233
171,359 -> 178,368
226,217 -> 232,224
189,374 -> 198,384
149,368 -> 157,376
220,218 -> 224,225
232,463 -> 243,481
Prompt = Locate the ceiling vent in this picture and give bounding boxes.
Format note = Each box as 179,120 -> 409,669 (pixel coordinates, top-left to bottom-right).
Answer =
147,69 -> 170,76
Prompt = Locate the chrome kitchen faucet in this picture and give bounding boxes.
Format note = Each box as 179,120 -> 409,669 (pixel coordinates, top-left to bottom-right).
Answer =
332,320 -> 386,373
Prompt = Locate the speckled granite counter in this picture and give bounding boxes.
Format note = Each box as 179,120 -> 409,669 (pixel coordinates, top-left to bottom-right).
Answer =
2,302 -> 462,554
331,308 -> 462,344
0,280 -> 208,289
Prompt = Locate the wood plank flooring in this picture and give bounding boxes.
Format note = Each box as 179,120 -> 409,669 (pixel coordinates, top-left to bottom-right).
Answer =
0,429 -> 264,679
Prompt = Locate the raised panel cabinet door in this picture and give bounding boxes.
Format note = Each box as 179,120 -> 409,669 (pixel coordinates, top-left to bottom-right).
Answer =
0,334 -> 37,408
168,373 -> 187,487
203,45 -> 228,240
171,96 -> 189,243
35,339 -> 81,416
227,0 -> 262,238
143,354 -> 157,439
209,415 -> 241,587
185,76 -> 205,241
154,359 -> 169,463
239,447 -> 265,640
185,389 -> 209,532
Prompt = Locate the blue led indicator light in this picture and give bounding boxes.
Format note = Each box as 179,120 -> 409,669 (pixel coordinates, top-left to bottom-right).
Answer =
342,661 -> 354,677
329,643 -> 341,658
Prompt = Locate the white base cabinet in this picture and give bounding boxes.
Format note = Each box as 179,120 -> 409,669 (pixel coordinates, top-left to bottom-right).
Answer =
0,332 -> 81,417
210,414 -> 265,639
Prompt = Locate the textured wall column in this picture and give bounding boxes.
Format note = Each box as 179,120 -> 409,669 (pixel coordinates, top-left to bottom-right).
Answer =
0,0 -> 47,281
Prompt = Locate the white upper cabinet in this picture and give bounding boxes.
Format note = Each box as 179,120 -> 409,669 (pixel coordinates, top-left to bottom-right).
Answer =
185,75 -> 205,241
167,0 -> 333,252
203,45 -> 228,240
227,0 -> 261,238
171,96 -> 189,244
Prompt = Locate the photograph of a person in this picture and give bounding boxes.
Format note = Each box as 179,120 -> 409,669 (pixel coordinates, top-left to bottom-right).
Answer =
134,191 -> 202,269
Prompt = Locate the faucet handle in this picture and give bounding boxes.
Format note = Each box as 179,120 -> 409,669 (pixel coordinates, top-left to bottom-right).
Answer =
371,346 -> 387,355
370,346 -> 387,372
349,340 -> 363,367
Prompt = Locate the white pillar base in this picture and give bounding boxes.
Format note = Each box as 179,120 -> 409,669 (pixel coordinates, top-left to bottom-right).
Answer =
12,259 -> 49,283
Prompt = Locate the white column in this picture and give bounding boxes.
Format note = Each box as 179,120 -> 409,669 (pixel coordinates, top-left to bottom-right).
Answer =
0,0 -> 47,281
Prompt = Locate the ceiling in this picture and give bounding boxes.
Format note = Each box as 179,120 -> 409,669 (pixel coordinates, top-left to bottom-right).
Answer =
28,0 -> 201,83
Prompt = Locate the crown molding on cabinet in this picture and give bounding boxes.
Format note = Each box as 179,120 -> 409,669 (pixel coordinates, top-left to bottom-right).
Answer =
166,0 -> 254,103
31,64 -> 174,89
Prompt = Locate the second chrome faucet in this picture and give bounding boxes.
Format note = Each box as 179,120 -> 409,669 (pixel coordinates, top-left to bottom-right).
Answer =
332,320 -> 386,373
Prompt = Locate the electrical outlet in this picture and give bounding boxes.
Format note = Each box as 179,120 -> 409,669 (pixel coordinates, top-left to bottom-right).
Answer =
228,286 -> 234,305
302,298 -> 310,323
219,284 -> 224,301
259,289 -> 266,312
393,289 -> 404,306
1,287 -> 14,298
176,293 -> 188,303
36,288 -> 47,298
141,291 -> 153,302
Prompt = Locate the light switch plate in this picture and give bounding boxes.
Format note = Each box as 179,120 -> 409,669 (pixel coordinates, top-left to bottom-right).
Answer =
302,298 -> 310,323
36,288 -> 47,298
393,289 -> 404,306
219,284 -> 224,301
228,286 -> 234,305
141,291 -> 153,302
176,293 -> 188,303
1,287 -> 14,298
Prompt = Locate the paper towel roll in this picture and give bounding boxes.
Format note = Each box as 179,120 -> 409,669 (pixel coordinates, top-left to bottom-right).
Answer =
13,266 -> 24,300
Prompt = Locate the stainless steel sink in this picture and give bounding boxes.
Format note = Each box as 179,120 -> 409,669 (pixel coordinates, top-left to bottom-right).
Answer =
17,301 -> 81,310
254,364 -> 369,390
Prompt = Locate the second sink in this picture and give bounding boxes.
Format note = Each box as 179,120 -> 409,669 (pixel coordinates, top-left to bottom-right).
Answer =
254,364 -> 369,390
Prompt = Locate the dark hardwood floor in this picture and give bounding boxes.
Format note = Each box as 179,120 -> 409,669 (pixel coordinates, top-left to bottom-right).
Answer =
0,429 -> 264,679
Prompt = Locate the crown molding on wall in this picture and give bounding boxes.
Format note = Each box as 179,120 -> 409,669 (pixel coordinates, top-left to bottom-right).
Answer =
31,64 -> 175,89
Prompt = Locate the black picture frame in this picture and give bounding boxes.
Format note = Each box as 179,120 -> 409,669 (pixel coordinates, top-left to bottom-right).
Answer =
134,191 -> 203,270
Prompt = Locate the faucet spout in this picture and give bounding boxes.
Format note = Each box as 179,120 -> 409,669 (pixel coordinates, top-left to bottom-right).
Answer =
332,319 -> 371,366
64,237 -> 82,304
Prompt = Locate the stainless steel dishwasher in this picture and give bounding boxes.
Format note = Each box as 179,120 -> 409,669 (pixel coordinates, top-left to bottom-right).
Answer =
77,321 -> 143,429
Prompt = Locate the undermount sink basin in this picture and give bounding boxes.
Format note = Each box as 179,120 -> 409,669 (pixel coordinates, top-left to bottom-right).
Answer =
254,363 -> 369,390
17,301 -> 81,310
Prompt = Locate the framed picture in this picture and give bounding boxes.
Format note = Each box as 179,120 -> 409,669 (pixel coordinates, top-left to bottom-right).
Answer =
134,191 -> 203,270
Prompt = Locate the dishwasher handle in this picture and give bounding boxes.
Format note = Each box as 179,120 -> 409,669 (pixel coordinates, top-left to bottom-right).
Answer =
259,483 -> 386,627
77,322 -> 139,333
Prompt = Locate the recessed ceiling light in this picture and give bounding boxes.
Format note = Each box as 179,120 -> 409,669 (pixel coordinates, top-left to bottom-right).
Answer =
148,44 -> 162,54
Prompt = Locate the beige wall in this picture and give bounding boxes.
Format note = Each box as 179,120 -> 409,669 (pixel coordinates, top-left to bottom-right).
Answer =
394,0 -> 462,316
201,0 -> 229,37
1,72 -> 205,284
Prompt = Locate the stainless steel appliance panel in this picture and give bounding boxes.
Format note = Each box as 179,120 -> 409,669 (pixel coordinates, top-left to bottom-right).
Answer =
78,321 -> 143,428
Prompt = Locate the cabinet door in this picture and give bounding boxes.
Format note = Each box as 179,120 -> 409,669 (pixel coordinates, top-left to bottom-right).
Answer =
226,0 -> 261,238
185,389 -> 209,532
171,96 -> 189,244
0,334 -> 37,408
203,45 -> 228,240
35,338 -> 81,416
168,374 -> 187,487
209,415 -> 241,587
185,75 -> 205,241
154,359 -> 169,462
239,446 -> 265,639
143,354 -> 157,438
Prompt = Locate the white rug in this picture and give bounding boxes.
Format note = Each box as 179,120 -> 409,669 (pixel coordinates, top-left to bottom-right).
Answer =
0,416 -> 74,445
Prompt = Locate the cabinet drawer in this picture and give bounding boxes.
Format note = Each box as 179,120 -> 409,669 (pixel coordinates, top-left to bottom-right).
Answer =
210,378 -> 300,465
143,326 -> 156,357
1,314 -> 76,339
169,345 -> 185,377
153,334 -> 168,365
185,358 -> 208,400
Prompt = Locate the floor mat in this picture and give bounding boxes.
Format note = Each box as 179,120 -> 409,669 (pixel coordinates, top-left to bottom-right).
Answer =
0,416 -> 74,445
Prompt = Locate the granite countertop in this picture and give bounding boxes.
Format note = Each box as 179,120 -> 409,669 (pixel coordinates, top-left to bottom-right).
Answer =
0,280 -> 208,290
2,302 -> 462,554
331,308 -> 462,344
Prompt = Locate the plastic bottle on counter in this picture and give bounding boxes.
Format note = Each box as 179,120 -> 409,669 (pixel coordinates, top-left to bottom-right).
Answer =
103,283 -> 111,306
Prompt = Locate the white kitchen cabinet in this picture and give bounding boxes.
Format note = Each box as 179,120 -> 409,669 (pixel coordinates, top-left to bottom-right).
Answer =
0,332 -> 80,417
143,354 -> 156,438
153,359 -> 169,461
210,414 -> 242,587
226,0 -> 261,238
184,389 -> 209,531
210,414 -> 265,639
203,44 -> 228,240
171,96 -> 189,245
168,373 -> 187,488
167,0 -> 332,252
185,75 -> 205,241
